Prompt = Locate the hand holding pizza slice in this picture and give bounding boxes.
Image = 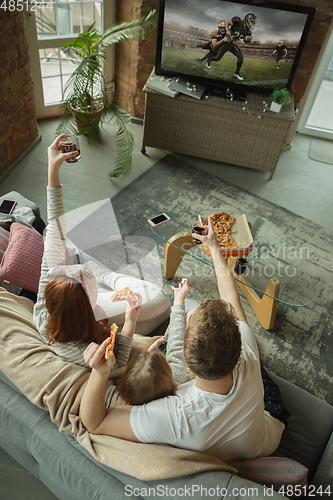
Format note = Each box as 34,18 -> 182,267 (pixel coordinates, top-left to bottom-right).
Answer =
206,213 -> 238,250
111,287 -> 136,302
111,287 -> 141,312
83,337 -> 116,375
124,292 -> 143,323
105,323 -> 118,359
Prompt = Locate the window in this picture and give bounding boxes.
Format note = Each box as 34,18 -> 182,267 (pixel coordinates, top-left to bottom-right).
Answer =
26,0 -> 114,118
39,48 -> 80,105
34,1 -> 103,108
36,1 -> 102,39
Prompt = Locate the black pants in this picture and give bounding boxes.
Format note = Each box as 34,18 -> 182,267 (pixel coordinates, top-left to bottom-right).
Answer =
261,365 -> 290,426
207,42 -> 244,73
197,42 -> 211,50
197,42 -> 217,60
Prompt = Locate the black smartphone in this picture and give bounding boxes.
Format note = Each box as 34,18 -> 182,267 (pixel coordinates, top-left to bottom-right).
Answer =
0,199 -> 16,215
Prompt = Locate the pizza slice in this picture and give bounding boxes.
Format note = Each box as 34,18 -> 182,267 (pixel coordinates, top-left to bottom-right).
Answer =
111,286 -> 135,302
208,212 -> 238,250
105,323 -> 118,359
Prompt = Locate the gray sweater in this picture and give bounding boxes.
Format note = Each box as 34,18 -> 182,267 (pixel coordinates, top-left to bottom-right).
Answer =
166,304 -> 190,386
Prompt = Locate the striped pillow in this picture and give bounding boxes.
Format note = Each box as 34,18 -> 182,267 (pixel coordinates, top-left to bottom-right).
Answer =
0,227 -> 10,261
227,457 -> 308,496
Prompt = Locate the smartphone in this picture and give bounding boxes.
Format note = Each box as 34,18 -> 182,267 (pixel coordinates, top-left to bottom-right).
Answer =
0,199 -> 17,215
147,213 -> 170,227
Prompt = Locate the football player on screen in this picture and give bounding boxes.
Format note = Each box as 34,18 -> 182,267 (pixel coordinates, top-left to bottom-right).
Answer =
180,34 -> 188,53
193,21 -> 227,60
272,41 -> 288,69
196,13 -> 257,81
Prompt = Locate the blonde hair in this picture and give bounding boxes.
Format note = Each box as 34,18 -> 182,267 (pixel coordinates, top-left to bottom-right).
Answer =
117,350 -> 177,405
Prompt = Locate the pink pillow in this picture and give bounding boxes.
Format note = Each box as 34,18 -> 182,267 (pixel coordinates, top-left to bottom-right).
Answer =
0,227 -> 10,261
227,457 -> 308,496
0,223 -> 77,293
0,223 -> 44,293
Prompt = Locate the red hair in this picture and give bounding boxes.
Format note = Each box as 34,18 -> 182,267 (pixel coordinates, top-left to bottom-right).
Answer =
44,276 -> 109,345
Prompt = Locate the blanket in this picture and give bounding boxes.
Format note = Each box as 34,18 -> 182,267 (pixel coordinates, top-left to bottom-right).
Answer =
0,287 -> 236,481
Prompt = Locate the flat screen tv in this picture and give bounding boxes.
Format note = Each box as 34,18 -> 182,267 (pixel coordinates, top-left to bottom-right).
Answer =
155,0 -> 316,96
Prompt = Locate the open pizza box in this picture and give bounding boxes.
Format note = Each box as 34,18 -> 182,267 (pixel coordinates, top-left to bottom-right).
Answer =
198,212 -> 253,257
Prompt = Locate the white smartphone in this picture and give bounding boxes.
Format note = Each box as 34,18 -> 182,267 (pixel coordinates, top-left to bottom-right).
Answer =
147,213 -> 170,227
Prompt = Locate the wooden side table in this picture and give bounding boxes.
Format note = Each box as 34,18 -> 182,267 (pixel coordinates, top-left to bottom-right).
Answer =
142,72 -> 294,179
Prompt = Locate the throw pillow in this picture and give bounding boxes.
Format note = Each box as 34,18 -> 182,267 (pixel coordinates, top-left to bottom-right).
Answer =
0,222 -> 80,293
227,457 -> 308,497
0,227 -> 10,261
0,223 -> 44,293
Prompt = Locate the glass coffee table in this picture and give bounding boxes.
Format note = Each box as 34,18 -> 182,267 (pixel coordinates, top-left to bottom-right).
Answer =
150,212 -> 316,330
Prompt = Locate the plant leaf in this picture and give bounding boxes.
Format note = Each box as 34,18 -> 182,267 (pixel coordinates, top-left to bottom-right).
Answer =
100,10 -> 156,49
108,106 -> 134,179
57,11 -> 156,178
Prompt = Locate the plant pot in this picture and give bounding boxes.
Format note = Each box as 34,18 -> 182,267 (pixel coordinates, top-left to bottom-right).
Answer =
70,99 -> 104,133
270,101 -> 282,113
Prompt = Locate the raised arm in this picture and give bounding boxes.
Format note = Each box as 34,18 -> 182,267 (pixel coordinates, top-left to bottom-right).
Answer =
48,134 -> 79,188
45,135 -> 80,268
193,217 -> 248,323
34,136 -> 81,318
165,279 -> 190,385
120,293 -> 143,338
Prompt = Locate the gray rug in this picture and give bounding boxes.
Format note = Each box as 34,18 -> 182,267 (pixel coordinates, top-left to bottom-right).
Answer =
309,138 -> 333,166
111,155 -> 333,405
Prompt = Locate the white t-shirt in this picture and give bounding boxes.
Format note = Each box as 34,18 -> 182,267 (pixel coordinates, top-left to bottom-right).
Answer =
130,321 -> 284,462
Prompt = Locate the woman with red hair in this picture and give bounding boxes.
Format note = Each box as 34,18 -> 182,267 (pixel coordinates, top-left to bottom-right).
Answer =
33,135 -> 170,369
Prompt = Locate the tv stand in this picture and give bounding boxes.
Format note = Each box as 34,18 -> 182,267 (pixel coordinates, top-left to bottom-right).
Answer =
142,70 -> 294,179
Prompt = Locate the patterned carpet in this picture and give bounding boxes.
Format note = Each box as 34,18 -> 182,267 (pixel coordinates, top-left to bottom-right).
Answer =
111,155 -> 333,405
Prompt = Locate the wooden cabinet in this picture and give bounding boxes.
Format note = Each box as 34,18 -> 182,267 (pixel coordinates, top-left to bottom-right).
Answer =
142,80 -> 294,179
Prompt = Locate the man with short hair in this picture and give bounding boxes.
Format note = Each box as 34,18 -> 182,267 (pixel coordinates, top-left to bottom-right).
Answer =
80,217 -> 286,462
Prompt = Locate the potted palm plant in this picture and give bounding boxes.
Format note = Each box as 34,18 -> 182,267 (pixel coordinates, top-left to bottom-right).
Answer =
55,11 -> 156,179
269,87 -> 290,113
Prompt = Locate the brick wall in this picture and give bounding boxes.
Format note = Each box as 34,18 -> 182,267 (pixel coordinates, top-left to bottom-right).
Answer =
115,0 -> 158,118
0,11 -> 38,177
115,0 -> 333,116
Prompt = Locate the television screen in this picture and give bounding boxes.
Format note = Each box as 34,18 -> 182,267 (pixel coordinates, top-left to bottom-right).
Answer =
155,0 -> 316,96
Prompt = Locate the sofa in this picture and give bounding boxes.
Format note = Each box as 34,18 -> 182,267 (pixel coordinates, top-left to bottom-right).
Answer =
1,288 -> 333,500
0,193 -> 333,500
